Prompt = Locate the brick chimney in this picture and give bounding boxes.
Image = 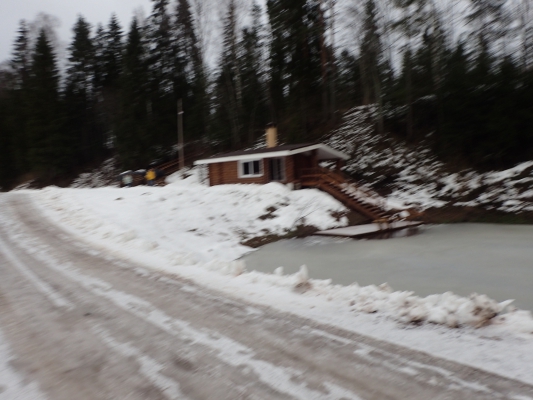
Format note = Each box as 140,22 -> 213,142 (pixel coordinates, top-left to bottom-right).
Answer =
266,123 -> 277,148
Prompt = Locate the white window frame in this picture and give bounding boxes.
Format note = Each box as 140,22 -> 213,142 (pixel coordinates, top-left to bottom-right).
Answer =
239,159 -> 263,178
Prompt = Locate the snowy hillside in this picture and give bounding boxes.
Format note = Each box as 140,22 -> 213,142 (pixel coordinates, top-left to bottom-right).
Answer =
326,106 -> 533,214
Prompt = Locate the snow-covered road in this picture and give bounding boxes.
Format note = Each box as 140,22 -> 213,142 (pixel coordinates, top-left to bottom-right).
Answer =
1,195 -> 532,399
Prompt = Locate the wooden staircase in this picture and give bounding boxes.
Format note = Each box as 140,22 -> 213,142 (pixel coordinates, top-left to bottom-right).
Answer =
300,167 -> 397,222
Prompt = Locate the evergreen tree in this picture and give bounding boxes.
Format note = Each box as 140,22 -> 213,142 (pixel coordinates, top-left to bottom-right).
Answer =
146,0 -> 176,150
174,0 -> 207,142
337,49 -> 363,108
267,0 -> 324,142
240,2 -> 268,145
26,29 -> 66,175
10,20 -> 31,90
213,0 -> 243,147
148,0 -> 173,93
8,20 -> 32,173
359,0 -> 384,134
116,18 -> 151,168
93,24 -> 107,91
102,14 -> 124,89
0,69 -> 16,188
96,15 -> 124,149
393,0 -> 429,140
439,43 -> 470,159
64,16 -> 102,165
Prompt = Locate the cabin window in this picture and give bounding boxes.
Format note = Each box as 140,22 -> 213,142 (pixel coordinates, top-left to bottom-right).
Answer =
239,160 -> 263,177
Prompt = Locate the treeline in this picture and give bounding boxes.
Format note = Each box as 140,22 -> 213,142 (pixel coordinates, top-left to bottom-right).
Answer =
1,0 -> 533,189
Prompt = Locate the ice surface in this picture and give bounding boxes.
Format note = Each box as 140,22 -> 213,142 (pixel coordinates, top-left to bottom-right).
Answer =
245,224 -> 533,311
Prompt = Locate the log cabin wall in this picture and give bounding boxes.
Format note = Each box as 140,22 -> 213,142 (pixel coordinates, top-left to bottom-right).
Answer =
209,160 -> 268,185
208,156 -> 300,186
284,156 -> 295,183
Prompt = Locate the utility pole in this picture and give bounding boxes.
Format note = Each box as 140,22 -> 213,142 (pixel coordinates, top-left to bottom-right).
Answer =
329,0 -> 337,120
178,99 -> 185,170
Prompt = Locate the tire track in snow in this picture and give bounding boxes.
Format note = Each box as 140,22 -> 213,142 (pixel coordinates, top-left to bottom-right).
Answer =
299,327 -> 499,396
0,234 -> 74,311
0,208 -> 362,400
91,325 -> 188,400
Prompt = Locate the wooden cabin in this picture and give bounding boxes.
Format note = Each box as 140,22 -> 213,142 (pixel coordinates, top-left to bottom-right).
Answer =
194,127 -> 349,187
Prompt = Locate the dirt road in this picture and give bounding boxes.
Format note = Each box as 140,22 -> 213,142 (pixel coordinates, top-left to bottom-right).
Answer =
0,192 -> 532,400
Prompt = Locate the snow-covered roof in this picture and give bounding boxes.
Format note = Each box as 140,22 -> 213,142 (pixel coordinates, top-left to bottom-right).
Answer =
194,143 -> 349,165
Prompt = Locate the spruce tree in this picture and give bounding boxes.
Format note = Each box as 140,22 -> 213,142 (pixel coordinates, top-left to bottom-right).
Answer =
438,43 -> 474,162
93,24 -> 107,91
26,29 -> 66,175
96,15 -> 124,149
337,49 -> 363,108
360,0 -> 385,134
64,16 -> 100,165
0,69 -> 16,188
11,20 -> 31,90
8,20 -> 32,173
213,0 -> 243,147
102,14 -> 124,89
146,0 -> 176,150
116,18 -> 151,168
267,0 -> 324,142
240,2 -> 268,145
148,0 -> 173,92
174,0 -> 206,142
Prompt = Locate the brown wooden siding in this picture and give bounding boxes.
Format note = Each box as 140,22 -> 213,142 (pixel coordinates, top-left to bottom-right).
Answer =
209,160 -> 267,185
208,154 -> 318,186
285,156 -> 295,183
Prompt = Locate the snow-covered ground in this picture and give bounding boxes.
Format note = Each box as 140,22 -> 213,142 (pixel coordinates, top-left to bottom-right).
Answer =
326,106 -> 533,213
12,168 -> 533,386
38,172 -> 348,263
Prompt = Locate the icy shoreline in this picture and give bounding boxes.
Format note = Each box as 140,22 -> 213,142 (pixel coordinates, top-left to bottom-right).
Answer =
7,173 -> 533,385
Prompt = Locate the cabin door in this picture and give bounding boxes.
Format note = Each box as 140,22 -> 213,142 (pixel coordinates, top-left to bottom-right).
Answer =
269,158 -> 285,181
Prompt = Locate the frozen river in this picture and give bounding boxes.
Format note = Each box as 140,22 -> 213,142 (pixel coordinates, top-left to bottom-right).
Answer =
243,224 -> 533,311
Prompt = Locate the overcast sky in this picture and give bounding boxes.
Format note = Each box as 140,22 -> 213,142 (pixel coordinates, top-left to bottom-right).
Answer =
1,0 -> 153,63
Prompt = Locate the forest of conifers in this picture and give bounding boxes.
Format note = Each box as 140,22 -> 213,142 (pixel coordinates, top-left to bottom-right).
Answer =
1,0 -> 533,189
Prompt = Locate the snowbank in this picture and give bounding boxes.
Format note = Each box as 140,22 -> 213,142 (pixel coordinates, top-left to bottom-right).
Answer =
36,170 -> 348,263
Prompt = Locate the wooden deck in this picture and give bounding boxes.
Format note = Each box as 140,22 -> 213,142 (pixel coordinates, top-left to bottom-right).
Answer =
315,221 -> 424,239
